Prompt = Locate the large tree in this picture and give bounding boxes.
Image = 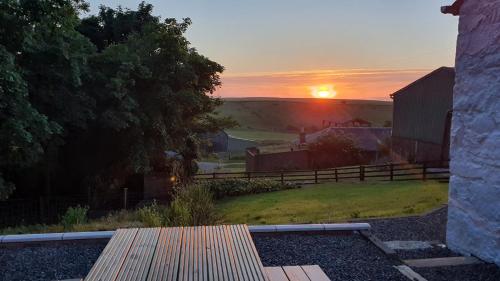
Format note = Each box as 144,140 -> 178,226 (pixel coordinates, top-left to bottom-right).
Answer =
0,1 -> 233,200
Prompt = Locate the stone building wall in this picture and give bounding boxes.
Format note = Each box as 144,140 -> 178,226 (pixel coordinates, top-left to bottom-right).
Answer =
446,0 -> 500,265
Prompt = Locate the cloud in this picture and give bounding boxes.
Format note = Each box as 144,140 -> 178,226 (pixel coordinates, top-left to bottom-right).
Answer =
215,69 -> 433,100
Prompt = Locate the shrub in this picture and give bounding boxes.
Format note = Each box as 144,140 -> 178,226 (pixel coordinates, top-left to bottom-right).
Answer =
200,178 -> 296,199
350,211 -> 361,219
61,205 -> 88,229
136,201 -> 166,227
309,134 -> 364,169
167,185 -> 216,226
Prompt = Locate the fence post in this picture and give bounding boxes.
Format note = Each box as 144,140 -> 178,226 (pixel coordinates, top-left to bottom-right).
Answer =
123,188 -> 128,210
39,196 -> 45,223
314,170 -> 318,184
390,163 -> 394,181
247,172 -> 251,181
335,168 -> 338,182
213,172 -> 216,179
281,172 -> 284,184
422,163 -> 427,181
360,165 -> 365,181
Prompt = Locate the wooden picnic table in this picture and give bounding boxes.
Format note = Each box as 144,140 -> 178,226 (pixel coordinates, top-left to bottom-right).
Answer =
85,225 -> 269,281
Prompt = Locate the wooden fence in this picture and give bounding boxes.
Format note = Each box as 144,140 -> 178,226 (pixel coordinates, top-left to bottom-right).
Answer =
194,161 -> 450,185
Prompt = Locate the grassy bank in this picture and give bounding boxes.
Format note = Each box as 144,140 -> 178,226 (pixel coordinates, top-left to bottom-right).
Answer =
216,181 -> 448,225
1,181 -> 448,234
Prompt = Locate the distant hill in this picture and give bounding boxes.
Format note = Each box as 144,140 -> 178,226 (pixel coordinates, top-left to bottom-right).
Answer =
218,98 -> 393,133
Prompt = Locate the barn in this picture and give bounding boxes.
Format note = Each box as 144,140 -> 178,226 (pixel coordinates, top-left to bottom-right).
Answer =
390,67 -> 455,163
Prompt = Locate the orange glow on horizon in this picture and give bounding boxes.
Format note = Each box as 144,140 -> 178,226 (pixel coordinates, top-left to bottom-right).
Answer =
311,85 -> 337,99
216,69 -> 434,100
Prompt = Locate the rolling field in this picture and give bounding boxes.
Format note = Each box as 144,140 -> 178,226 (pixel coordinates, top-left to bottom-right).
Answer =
218,98 -> 393,136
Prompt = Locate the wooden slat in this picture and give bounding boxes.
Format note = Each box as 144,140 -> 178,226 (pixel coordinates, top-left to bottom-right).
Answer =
215,225 -> 234,281
224,225 -> 245,281
265,267 -> 289,281
200,226 -> 208,281
179,226 -> 193,281
239,225 -> 269,281
206,226 -> 218,281
147,227 -> 175,280
169,227 -> 183,281
117,228 -> 161,281
227,225 -> 253,281
85,228 -> 139,281
211,225 -> 226,281
234,225 -> 262,281
283,266 -> 310,281
301,265 -> 330,281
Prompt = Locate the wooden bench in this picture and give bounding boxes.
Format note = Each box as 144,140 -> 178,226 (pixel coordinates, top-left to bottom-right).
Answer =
84,225 -> 269,281
265,266 -> 331,281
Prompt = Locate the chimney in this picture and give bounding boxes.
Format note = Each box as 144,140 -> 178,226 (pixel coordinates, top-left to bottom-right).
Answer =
299,127 -> 306,144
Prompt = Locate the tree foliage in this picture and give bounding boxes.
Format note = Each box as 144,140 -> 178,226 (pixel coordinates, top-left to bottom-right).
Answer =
0,1 -> 233,199
309,134 -> 364,169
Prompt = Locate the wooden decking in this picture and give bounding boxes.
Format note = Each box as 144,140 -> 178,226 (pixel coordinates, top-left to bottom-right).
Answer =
85,225 -> 269,281
265,266 -> 330,281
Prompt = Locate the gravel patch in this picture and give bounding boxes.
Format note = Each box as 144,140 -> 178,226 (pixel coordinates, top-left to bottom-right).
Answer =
416,264 -> 500,281
0,240 -> 108,281
364,206 -> 448,242
252,232 -> 407,281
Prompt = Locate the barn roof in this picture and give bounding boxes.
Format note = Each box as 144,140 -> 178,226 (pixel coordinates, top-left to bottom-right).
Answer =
300,127 -> 392,152
390,67 -> 455,99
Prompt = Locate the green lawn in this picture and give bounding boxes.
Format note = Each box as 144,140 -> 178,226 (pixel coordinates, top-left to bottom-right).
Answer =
226,129 -> 297,142
216,181 -> 448,225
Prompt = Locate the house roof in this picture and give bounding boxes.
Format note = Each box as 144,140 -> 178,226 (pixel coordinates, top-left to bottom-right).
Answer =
390,67 -> 455,99
299,127 -> 392,151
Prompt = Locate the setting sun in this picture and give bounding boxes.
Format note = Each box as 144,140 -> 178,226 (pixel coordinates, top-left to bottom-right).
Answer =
311,85 -> 337,99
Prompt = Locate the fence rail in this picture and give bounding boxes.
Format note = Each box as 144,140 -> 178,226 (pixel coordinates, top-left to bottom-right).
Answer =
194,161 -> 450,184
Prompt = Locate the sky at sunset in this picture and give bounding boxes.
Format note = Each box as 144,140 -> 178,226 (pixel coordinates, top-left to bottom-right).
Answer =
86,0 -> 459,100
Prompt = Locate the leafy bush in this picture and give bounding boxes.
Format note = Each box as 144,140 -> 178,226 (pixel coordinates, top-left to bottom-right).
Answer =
167,185 -> 216,226
136,201 -> 166,227
60,205 -> 88,229
309,134 -> 364,169
200,179 -> 296,199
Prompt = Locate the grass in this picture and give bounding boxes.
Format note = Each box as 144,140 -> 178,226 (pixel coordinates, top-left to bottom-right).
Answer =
216,181 -> 448,225
226,129 -> 297,142
1,181 -> 448,235
0,209 -> 146,235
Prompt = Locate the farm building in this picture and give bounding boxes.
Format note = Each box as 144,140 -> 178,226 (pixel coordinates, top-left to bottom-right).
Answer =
201,131 -> 229,152
248,127 -> 391,172
390,67 -> 455,163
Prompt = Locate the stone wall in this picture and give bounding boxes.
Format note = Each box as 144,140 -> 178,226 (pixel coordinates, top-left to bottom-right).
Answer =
446,0 -> 500,265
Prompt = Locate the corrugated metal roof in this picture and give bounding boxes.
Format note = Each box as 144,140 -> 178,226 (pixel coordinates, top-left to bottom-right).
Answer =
300,127 -> 392,151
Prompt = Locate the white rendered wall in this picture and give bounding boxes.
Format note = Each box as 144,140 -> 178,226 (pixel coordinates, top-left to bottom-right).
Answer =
446,0 -> 500,265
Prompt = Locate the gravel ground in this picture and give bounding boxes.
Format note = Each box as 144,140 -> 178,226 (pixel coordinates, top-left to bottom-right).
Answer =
0,240 -> 107,281
362,206 -> 500,281
364,206 -> 448,242
252,232 -> 407,281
